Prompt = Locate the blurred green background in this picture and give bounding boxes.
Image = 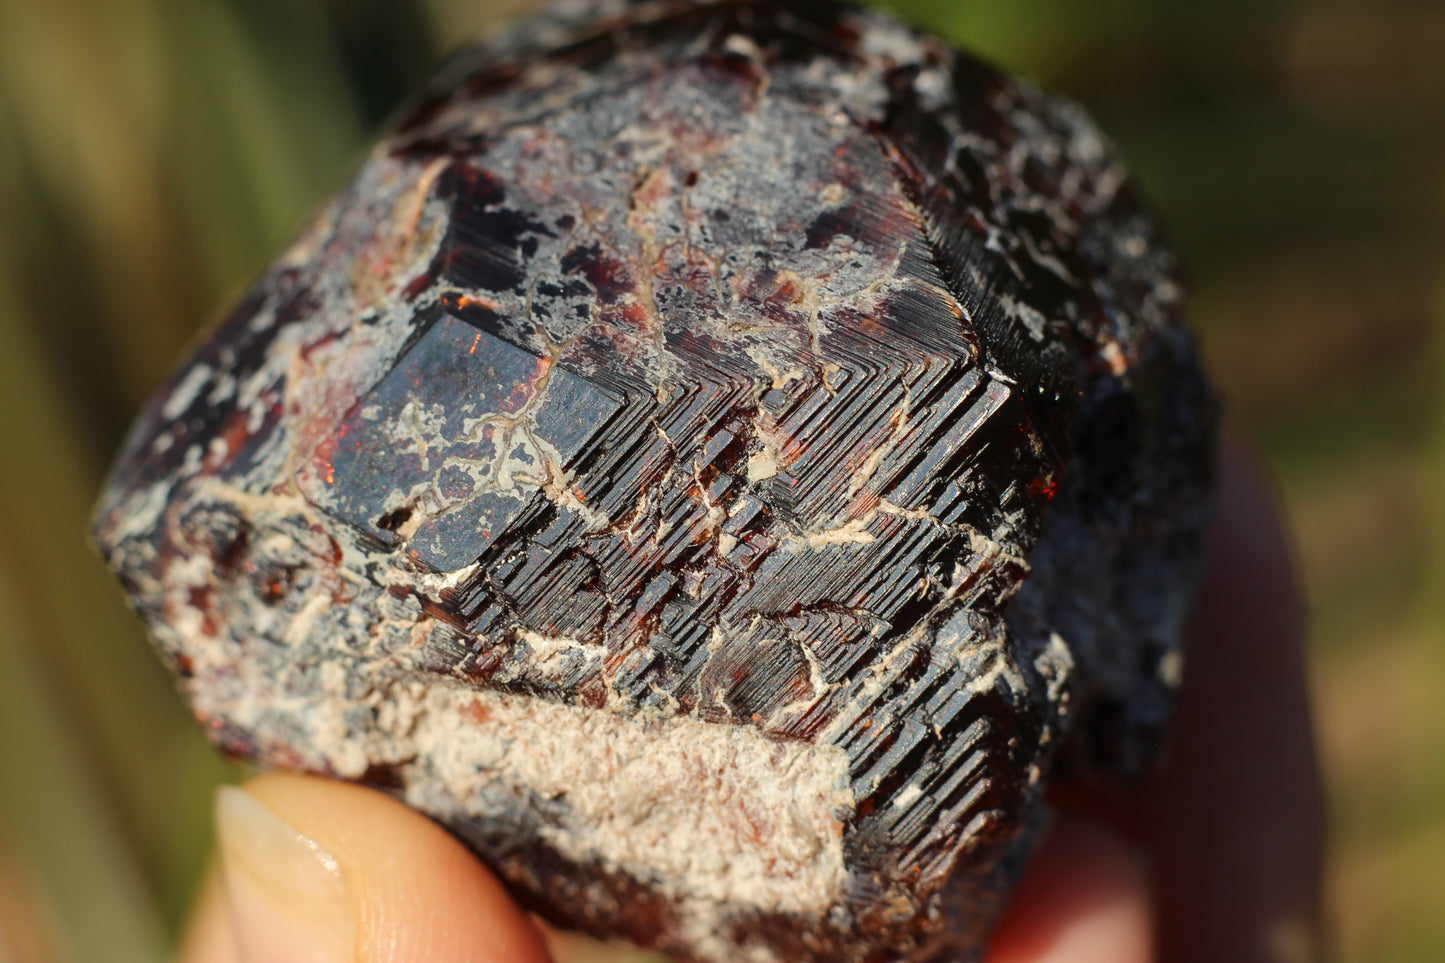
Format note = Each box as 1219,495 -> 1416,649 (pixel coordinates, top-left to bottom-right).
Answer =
0,0 -> 1441,959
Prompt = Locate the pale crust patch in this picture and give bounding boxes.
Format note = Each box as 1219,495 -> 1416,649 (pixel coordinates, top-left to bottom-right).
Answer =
397,685 -> 854,916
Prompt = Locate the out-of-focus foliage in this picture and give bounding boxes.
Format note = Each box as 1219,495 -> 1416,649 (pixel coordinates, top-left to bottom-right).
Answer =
0,0 -> 1440,959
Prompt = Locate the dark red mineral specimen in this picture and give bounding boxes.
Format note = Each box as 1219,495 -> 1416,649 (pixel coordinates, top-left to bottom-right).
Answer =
94,1 -> 1215,959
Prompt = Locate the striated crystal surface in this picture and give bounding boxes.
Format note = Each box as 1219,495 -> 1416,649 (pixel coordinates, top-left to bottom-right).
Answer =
94,1 -> 1216,960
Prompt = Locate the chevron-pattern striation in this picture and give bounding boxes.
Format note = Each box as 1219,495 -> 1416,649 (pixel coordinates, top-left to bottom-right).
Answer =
93,1 -> 1215,960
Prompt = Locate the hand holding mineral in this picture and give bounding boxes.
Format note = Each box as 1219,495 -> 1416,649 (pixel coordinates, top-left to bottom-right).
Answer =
96,0 -> 1226,956
175,443 -> 1321,963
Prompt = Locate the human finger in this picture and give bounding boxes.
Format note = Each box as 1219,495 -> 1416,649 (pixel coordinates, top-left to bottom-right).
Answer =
1143,438 -> 1322,961
205,772 -> 553,963
986,815 -> 1153,963
173,864 -> 239,963
1057,437 -> 1324,962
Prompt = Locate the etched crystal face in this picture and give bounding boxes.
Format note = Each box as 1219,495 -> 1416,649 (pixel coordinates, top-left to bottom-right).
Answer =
93,2 -> 1215,961
308,307 -> 625,570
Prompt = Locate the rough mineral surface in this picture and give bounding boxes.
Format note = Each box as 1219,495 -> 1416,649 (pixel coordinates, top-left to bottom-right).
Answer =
94,1 -> 1215,960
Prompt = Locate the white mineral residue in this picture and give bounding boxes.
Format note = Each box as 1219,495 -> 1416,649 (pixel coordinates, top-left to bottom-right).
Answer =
397,684 -> 854,916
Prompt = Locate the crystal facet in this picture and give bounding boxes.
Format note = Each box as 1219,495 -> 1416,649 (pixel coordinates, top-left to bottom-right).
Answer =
94,2 -> 1216,960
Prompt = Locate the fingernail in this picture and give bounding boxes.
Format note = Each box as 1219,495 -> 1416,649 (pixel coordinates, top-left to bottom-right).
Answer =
216,785 -> 356,963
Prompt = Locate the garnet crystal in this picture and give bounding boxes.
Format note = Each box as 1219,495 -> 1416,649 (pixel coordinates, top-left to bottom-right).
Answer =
94,1 -> 1215,960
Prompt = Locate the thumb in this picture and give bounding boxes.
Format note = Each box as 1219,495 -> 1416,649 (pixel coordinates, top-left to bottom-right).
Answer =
199,772 -> 553,963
